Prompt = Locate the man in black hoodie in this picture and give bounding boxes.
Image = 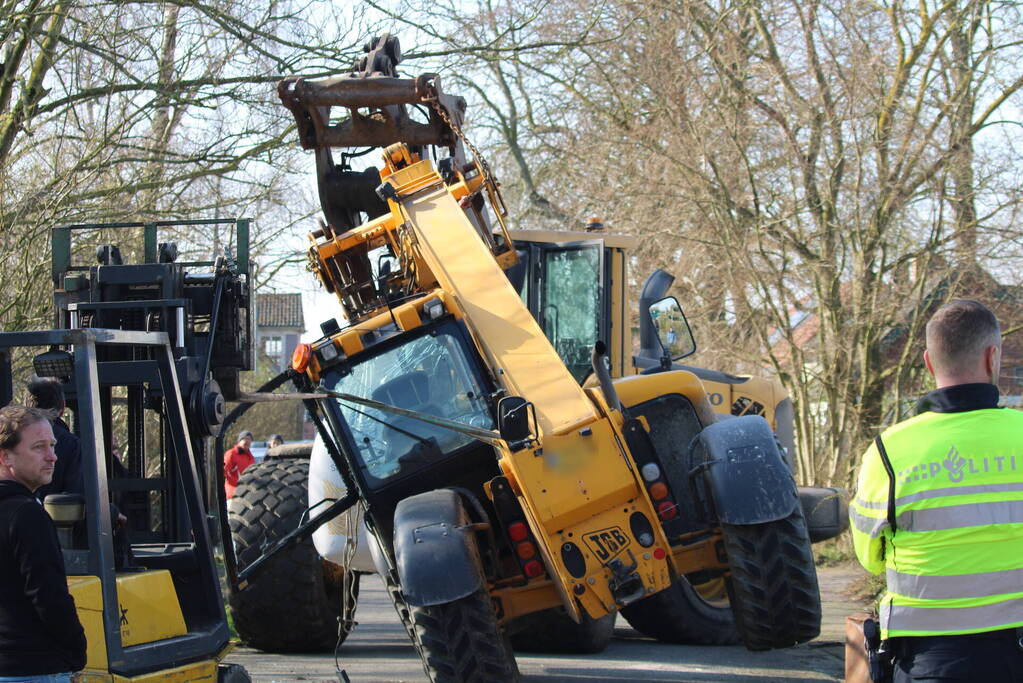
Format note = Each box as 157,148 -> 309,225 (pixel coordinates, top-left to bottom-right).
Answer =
0,405 -> 87,681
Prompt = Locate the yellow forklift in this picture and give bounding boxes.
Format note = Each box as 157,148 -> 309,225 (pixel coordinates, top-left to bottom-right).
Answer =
0,220 -> 252,681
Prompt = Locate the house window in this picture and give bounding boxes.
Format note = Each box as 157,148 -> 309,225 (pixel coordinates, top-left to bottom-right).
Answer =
264,336 -> 283,356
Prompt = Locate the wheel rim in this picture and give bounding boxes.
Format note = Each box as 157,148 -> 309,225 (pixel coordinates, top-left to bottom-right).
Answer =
691,576 -> 730,607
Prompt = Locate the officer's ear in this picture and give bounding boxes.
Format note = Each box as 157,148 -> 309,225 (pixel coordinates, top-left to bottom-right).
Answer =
923,349 -> 936,378
985,344 -> 1001,385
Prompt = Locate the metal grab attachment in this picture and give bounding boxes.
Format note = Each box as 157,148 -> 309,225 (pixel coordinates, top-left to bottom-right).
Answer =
278,73 -> 466,150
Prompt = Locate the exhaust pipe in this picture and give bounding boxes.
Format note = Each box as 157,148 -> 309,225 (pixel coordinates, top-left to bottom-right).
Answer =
592,340 -> 624,415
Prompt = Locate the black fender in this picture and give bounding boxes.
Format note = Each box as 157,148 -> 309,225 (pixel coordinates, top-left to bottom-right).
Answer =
695,415 -> 800,525
392,488 -> 484,607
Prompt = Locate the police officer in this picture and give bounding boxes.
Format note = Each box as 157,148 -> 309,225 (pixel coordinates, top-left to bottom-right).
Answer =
850,299 -> 1023,681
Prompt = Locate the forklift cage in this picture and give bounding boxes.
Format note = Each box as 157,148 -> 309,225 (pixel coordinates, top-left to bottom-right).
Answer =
0,328 -> 229,676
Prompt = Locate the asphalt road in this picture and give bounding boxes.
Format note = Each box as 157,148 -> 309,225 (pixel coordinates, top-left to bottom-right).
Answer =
225,566 -> 864,683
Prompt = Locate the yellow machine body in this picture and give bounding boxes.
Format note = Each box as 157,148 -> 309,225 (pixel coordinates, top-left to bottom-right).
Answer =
67,571 -> 223,681
307,151 -> 684,620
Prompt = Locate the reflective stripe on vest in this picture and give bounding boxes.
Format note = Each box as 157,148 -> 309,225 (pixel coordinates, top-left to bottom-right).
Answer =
854,481 -> 1023,510
884,595 -> 1023,633
850,498 -> 1023,535
887,567 -> 1023,600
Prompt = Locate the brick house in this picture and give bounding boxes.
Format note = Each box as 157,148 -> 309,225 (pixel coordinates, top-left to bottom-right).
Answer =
255,293 -> 305,372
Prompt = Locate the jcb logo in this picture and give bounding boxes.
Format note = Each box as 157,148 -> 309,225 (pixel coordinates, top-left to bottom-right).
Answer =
583,526 -> 630,562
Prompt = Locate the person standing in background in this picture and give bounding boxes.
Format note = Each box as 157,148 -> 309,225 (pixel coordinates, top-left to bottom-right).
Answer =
25,378 -> 83,502
224,430 -> 255,498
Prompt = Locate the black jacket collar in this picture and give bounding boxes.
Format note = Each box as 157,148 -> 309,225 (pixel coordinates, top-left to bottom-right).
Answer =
916,383 -> 1000,414
0,480 -> 35,502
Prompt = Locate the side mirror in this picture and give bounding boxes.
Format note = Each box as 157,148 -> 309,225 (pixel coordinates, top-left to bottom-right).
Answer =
649,296 -> 696,362
497,396 -> 535,449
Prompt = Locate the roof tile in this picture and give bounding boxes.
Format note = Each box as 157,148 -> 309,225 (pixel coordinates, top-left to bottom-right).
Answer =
257,293 -> 305,329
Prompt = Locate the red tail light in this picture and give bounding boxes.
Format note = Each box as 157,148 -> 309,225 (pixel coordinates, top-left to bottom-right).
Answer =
523,560 -> 544,578
657,501 -> 678,520
507,522 -> 529,542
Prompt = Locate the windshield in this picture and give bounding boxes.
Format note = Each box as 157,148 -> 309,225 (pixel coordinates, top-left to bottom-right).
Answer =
325,323 -> 494,488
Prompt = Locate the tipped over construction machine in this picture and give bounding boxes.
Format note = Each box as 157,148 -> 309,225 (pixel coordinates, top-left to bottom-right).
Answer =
223,35 -> 847,681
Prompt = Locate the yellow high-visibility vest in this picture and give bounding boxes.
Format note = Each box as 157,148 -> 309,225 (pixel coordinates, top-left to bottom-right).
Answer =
850,406 -> 1023,638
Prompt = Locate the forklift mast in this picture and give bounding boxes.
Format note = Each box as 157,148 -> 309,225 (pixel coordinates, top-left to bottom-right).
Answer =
49,220 -> 253,500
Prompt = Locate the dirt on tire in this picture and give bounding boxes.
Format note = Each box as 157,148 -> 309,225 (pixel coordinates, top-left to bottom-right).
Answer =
411,587 -> 520,683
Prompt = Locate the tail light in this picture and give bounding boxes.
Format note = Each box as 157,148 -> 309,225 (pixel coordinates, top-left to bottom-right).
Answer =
649,482 -> 669,500
523,560 -> 544,578
490,476 -> 548,580
507,522 -> 529,542
516,541 -> 537,560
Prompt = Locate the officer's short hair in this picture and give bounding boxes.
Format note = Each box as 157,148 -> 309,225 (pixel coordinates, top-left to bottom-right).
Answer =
0,406 -> 53,450
26,377 -> 65,411
926,299 -> 1000,372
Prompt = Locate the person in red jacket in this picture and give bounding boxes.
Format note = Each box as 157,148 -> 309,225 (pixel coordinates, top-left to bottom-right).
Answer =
223,430 -> 254,499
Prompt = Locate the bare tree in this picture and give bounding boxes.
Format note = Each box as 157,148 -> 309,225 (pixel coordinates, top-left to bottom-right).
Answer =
0,0 -> 380,330
397,0 -> 1023,486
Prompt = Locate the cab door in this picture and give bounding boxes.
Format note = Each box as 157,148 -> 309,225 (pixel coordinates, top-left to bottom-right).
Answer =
530,240 -> 607,384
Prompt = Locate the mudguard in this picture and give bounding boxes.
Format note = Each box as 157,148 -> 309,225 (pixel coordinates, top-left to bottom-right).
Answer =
696,415 -> 800,525
393,488 -> 485,607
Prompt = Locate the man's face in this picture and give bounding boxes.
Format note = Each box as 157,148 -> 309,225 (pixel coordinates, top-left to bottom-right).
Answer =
239,436 -> 253,450
0,420 -> 57,492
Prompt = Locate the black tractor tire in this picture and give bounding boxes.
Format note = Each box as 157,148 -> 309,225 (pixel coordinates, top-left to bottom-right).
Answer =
399,494 -> 519,682
509,607 -> 615,654
228,458 -> 359,652
410,586 -> 520,683
620,575 -> 740,645
720,510 -> 822,650
266,441 -> 314,459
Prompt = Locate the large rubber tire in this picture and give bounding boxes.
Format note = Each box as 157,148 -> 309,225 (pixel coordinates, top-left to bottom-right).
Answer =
399,496 -> 519,683
228,458 -> 359,652
620,575 -> 740,645
410,586 -> 520,683
509,607 -> 615,654
720,511 -> 822,650
266,441 -> 313,458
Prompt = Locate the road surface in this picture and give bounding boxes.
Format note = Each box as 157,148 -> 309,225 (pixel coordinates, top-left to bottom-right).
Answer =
225,565 -> 866,682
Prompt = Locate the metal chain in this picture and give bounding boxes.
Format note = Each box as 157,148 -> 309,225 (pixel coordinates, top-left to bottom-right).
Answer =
341,501 -> 360,631
334,500 -> 361,679
427,94 -> 495,193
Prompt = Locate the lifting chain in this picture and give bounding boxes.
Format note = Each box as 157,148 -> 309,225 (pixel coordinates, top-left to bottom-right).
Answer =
334,501 -> 361,680
425,88 -> 495,198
